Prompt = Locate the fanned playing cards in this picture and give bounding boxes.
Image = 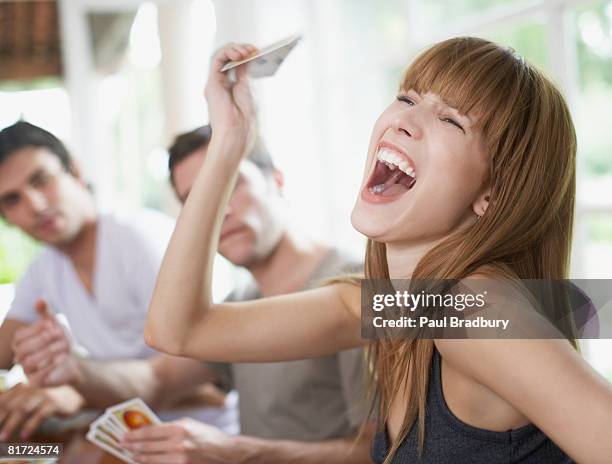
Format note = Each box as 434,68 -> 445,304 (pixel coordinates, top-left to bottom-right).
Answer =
86,398 -> 161,463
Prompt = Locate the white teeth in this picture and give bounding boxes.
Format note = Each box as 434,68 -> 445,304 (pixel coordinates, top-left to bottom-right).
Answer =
376,148 -> 417,178
370,184 -> 386,194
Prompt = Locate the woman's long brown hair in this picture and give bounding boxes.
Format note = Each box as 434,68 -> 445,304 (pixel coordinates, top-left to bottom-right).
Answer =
364,37 -> 577,463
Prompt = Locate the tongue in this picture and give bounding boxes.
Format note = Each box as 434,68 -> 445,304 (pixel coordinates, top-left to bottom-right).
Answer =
384,170 -> 405,187
380,170 -> 412,196
381,183 -> 409,197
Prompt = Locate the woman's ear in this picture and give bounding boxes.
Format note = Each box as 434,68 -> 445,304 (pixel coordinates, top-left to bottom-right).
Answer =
472,188 -> 491,218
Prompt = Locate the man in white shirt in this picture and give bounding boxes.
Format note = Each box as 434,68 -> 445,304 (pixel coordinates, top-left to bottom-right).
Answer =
8,208 -> 173,360
0,121 -> 237,440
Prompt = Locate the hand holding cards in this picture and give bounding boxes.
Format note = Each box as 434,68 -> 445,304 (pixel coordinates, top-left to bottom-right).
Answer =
221,34 -> 301,78
87,398 -> 160,463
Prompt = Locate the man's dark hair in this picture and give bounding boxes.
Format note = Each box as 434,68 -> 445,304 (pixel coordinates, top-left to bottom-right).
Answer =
0,121 -> 73,171
168,125 -> 276,186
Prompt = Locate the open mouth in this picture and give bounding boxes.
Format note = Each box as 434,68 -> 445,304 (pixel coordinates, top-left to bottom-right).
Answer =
366,146 -> 417,198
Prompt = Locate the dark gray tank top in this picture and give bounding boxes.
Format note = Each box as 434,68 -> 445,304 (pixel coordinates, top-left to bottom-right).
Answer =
371,350 -> 574,463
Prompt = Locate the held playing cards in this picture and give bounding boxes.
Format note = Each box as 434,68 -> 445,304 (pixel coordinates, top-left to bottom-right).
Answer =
86,398 -> 161,463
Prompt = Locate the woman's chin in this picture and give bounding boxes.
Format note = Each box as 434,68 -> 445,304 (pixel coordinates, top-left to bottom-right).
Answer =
350,207 -> 389,241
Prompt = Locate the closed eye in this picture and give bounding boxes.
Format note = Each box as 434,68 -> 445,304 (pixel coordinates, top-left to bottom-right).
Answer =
441,117 -> 465,133
397,95 -> 415,106
398,94 -> 466,133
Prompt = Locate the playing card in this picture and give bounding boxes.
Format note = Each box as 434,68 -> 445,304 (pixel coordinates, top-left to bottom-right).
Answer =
87,398 -> 161,461
98,423 -> 123,444
91,414 -> 125,441
104,416 -> 127,437
92,425 -> 122,447
220,34 -> 301,78
87,428 -> 135,464
107,398 -> 161,432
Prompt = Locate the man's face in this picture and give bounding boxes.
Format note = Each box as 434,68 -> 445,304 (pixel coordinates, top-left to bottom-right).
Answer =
0,147 -> 92,244
172,148 -> 284,267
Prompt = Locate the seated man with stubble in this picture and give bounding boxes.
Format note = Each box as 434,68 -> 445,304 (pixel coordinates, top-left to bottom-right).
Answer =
15,124 -> 375,463
0,121 -> 238,441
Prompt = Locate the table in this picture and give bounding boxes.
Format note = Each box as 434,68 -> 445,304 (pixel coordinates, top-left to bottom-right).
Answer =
25,429 -> 124,464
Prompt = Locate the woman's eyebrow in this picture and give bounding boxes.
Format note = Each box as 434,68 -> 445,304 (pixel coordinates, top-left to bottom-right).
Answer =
443,102 -> 473,125
412,90 -> 474,125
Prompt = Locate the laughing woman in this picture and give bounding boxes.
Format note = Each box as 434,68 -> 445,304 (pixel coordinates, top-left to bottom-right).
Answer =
145,38 -> 612,463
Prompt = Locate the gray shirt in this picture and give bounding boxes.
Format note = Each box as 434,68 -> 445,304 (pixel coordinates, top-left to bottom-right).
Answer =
211,250 -> 366,441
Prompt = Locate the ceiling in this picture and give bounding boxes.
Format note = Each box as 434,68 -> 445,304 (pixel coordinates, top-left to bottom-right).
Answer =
0,0 -> 137,82
0,0 -> 62,81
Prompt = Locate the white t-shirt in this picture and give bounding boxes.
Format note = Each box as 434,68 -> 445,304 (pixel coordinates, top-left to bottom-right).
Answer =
8,209 -> 240,434
8,209 -> 174,361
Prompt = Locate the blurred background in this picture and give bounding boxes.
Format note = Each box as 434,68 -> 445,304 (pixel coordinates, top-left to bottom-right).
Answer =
0,0 -> 611,373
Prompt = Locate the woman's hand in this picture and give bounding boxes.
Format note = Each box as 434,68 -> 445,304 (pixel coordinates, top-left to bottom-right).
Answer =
205,43 -> 259,163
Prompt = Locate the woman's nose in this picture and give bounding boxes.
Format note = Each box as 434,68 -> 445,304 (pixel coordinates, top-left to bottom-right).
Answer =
392,115 -> 422,140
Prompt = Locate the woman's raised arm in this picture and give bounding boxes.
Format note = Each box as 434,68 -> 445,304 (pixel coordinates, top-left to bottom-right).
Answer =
145,43 -> 364,361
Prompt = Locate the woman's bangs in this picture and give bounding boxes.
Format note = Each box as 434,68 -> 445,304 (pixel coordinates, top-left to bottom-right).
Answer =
399,39 -> 519,132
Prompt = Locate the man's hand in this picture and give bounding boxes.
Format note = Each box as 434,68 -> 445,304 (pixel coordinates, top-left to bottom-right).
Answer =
122,418 -> 246,464
0,384 -> 84,440
12,299 -> 81,387
122,419 -> 374,464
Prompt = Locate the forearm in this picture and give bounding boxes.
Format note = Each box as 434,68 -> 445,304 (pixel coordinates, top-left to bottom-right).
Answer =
145,136 -> 242,355
231,434 -> 373,464
69,358 -> 159,409
70,355 -> 218,410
